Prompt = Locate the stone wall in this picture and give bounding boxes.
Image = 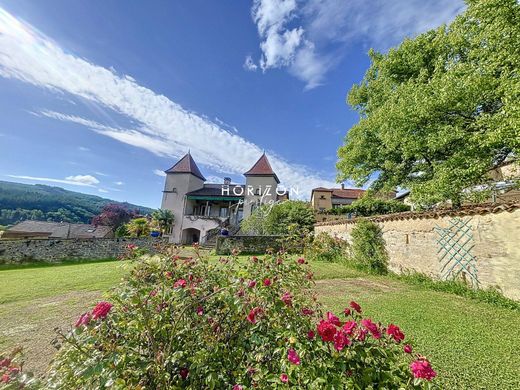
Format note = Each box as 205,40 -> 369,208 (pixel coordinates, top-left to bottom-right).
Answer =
315,204 -> 520,300
0,237 -> 169,263
216,235 -> 283,255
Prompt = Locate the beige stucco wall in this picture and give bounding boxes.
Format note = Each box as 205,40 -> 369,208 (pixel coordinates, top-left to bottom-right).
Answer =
315,208 -> 520,300
311,190 -> 333,211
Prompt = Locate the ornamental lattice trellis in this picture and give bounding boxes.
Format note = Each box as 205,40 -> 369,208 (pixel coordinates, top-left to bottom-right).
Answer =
434,217 -> 480,288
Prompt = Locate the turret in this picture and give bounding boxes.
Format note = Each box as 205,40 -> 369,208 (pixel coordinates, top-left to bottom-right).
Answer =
243,153 -> 280,218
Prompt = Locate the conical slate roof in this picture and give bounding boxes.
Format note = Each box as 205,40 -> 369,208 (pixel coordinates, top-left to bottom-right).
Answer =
244,153 -> 280,183
165,152 -> 206,181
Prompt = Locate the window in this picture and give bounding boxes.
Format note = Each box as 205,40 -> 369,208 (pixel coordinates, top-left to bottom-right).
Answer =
220,207 -> 229,218
319,207 -> 325,212
320,195 -> 325,199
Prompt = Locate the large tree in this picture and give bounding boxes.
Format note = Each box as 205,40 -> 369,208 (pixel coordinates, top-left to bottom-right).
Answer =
337,0 -> 519,206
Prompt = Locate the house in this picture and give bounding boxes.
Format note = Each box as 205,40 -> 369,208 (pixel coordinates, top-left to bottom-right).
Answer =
2,221 -> 113,239
161,152 -> 287,244
310,184 -> 366,212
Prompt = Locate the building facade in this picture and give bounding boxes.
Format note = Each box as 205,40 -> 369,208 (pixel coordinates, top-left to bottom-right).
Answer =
310,184 -> 366,212
161,152 -> 286,244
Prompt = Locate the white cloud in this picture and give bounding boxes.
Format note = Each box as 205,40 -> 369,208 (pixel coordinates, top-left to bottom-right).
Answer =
98,188 -> 109,193
78,146 -> 90,152
153,169 -> 167,177
0,7 -> 337,198
7,174 -> 99,187
114,181 -> 124,185
243,55 -> 258,71
249,0 -> 465,89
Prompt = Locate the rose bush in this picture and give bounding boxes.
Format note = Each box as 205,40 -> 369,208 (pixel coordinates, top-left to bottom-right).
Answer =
4,249 -> 436,389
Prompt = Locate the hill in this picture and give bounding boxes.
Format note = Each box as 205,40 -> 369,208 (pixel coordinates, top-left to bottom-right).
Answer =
0,180 -> 155,226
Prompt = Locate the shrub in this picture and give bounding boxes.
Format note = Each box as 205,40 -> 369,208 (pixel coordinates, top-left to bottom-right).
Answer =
305,232 -> 350,263
10,250 -> 435,388
351,220 -> 389,274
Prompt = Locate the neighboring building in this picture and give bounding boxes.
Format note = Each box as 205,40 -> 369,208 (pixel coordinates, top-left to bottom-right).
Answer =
2,221 -> 113,239
310,184 -> 366,212
161,152 -> 286,244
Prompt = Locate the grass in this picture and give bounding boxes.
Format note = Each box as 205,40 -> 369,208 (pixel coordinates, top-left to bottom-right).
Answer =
1,254 -> 520,388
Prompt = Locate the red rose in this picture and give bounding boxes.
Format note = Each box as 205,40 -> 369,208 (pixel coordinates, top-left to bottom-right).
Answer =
233,385 -> 243,390
180,367 -> 189,380
342,320 -> 357,335
174,279 -> 187,288
404,344 -> 413,354
327,311 -> 342,327
301,308 -> 314,316
0,358 -> 11,367
333,330 -> 351,351
361,318 -> 381,339
75,312 -> 91,327
410,359 -> 436,381
386,324 -> 405,343
196,306 -> 203,316
287,348 -> 300,365
263,278 -> 272,287
92,301 -> 113,320
349,301 -> 362,313
247,307 -> 262,324
357,328 -> 368,341
297,257 -> 305,264
149,289 -> 158,297
1,374 -> 10,384
307,330 -> 315,339
281,292 -> 293,306
248,280 -> 257,288
252,256 -> 258,262
280,373 -> 288,383
8,367 -> 19,374
343,308 -> 351,316
317,320 -> 337,342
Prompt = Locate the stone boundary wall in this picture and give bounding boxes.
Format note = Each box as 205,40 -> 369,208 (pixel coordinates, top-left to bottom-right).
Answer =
0,237 -> 169,263
315,203 -> 520,300
216,235 -> 283,255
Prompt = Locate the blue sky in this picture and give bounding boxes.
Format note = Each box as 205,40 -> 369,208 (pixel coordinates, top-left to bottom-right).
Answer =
0,0 -> 465,208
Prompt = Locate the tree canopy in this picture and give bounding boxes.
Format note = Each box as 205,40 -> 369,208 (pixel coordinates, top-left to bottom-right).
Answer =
337,0 -> 520,206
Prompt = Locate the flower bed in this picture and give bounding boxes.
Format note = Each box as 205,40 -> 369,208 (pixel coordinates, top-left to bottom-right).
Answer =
1,250 -> 436,388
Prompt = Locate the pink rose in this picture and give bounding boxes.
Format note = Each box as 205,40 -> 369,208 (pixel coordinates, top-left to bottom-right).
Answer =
349,301 -> 362,313
196,306 -> 204,316
287,348 -> 300,365
92,301 -> 113,320
75,312 -> 91,327
404,344 -> 413,354
327,311 -> 342,327
307,330 -> 315,339
343,308 -> 351,316
174,279 -> 187,288
342,320 -> 357,335
1,373 -> 10,384
333,330 -> 351,351
301,308 -> 314,316
361,318 -> 381,339
248,280 -> 257,288
386,324 -> 405,343
233,385 -> 243,390
247,307 -> 262,324
410,359 -> 436,381
297,257 -> 305,264
280,373 -> 288,383
263,278 -> 272,287
0,359 -> 11,368
281,292 -> 293,306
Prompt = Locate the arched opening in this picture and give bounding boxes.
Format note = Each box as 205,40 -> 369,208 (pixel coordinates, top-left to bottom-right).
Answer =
181,228 -> 200,244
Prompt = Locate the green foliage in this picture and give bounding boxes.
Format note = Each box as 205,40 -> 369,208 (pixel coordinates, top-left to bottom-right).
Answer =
125,217 -> 151,237
0,181 -> 153,225
351,220 -> 389,274
305,233 -> 350,263
337,0 -> 520,207
395,272 -> 520,312
241,201 -> 315,236
17,251 -> 432,389
326,196 -> 410,216
151,208 -> 174,236
114,224 -> 129,238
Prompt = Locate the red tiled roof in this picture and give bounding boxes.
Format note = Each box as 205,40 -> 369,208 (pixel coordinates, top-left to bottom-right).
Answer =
165,153 -> 206,181
244,153 -> 280,183
331,188 -> 365,199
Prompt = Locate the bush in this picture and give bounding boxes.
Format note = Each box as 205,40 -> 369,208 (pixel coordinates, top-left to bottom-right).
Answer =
305,233 -> 350,263
351,220 -> 389,274
9,250 -> 436,389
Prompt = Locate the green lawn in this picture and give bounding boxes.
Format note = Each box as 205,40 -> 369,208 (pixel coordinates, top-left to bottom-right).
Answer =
1,255 -> 519,388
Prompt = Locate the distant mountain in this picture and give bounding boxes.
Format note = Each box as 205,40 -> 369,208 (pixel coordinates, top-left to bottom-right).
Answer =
0,180 -> 155,226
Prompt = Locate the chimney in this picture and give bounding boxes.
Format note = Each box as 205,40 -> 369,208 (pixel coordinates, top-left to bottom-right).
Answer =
341,183 -> 345,190
224,177 -> 231,185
